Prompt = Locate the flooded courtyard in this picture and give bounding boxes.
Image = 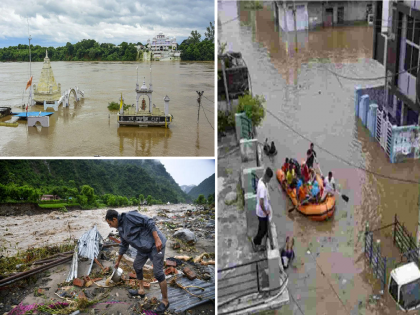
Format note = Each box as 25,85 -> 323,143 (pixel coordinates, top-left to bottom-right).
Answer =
218,1 -> 420,314
0,61 -> 214,156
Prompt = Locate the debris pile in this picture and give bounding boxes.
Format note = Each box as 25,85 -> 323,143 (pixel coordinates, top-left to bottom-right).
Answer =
1,205 -> 215,314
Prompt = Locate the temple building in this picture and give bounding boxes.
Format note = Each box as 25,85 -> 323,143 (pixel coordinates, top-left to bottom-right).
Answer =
33,50 -> 61,104
147,33 -> 177,51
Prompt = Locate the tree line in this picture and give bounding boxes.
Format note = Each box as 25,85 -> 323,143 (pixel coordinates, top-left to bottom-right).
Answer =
0,183 -> 214,209
0,160 -> 189,204
179,22 -> 214,61
0,22 -> 214,62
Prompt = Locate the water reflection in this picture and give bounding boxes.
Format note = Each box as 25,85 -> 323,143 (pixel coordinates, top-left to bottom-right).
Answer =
117,127 -> 172,156
0,61 -> 214,156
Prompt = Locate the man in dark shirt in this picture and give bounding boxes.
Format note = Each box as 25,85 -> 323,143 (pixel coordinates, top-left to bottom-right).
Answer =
106,209 -> 169,314
306,143 -> 317,169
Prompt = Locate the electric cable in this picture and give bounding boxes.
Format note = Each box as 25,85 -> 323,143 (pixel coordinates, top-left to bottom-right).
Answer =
200,104 -> 214,130
320,64 -> 420,81
265,108 -> 420,185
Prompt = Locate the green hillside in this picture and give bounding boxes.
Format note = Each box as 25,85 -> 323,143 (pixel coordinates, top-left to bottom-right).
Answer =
0,160 -> 190,203
188,174 -> 215,200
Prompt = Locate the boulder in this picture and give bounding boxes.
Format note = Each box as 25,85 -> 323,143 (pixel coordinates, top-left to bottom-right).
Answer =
173,229 -> 197,244
224,191 -> 237,205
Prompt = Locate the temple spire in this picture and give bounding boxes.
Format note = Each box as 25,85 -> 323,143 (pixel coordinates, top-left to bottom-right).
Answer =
46,50 -> 48,58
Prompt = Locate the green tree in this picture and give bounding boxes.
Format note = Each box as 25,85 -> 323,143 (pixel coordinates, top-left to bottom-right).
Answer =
81,185 -> 95,205
146,195 -> 152,205
204,22 -> 214,43
139,194 -> 144,204
189,30 -> 201,45
236,94 -> 266,127
207,193 -> 214,204
195,194 -> 206,205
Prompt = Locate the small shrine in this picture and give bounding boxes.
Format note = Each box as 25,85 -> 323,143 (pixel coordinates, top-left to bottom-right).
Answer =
117,69 -> 173,128
33,50 -> 61,104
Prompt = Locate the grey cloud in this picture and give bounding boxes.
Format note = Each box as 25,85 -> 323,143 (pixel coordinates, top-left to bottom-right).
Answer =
1,0 -> 213,46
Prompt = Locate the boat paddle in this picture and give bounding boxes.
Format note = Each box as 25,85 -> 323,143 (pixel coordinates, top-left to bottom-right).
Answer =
288,195 -> 314,213
316,160 -> 349,203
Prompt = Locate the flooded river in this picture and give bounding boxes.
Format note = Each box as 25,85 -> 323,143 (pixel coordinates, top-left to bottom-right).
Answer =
219,1 -> 420,313
0,61 -> 214,156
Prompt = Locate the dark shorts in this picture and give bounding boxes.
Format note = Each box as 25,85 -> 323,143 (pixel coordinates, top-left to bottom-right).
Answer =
133,246 -> 166,283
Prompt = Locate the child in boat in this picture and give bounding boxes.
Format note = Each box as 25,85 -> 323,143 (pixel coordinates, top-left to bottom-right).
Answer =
281,237 -> 295,269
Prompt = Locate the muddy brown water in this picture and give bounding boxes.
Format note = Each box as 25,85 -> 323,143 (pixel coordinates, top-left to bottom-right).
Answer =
219,1 -> 420,313
0,61 -> 214,156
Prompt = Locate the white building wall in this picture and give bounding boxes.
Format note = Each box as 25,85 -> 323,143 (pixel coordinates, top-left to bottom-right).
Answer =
382,0 -> 390,33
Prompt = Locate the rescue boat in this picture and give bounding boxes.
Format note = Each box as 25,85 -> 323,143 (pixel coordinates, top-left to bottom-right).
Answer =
276,168 -> 336,221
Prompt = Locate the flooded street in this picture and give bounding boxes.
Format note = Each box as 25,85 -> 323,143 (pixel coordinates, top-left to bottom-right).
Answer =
218,1 -> 420,314
0,61 -> 214,156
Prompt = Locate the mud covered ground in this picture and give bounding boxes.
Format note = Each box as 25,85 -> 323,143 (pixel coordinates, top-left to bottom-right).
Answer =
0,204 -> 215,315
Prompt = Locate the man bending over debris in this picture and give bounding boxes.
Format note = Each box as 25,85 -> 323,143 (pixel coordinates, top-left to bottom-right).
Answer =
105,209 -> 169,314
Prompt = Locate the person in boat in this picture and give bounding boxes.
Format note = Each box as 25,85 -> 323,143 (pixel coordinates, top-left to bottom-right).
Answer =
308,168 -> 317,184
301,162 -> 311,183
290,178 -> 298,198
282,158 -> 289,173
306,144 -> 317,169
286,164 -> 296,188
281,237 -> 295,270
298,183 -> 307,202
289,158 -> 302,179
252,167 -> 273,252
310,180 -> 321,203
321,171 -> 336,200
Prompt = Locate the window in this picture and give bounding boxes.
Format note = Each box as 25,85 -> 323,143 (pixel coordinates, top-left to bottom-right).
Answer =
406,16 -> 420,46
400,279 -> 420,310
389,277 -> 399,304
404,43 -> 419,76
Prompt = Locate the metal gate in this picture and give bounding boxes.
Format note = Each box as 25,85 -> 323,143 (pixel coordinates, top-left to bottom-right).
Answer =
364,215 -> 420,290
375,109 -> 393,158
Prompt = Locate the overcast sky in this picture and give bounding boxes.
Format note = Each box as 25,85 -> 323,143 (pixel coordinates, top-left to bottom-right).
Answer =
0,0 -> 214,48
160,159 -> 215,186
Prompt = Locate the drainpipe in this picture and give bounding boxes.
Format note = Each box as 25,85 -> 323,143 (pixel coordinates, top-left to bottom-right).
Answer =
293,0 -> 298,52
417,185 -> 420,250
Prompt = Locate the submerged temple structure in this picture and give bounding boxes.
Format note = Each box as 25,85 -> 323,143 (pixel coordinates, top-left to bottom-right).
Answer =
33,50 -> 61,104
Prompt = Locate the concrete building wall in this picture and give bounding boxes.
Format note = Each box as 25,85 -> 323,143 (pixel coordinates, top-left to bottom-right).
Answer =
307,3 -> 323,29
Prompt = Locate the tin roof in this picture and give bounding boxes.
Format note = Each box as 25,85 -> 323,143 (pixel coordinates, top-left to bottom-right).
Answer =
167,266 -> 215,313
391,262 -> 420,286
13,112 -> 54,117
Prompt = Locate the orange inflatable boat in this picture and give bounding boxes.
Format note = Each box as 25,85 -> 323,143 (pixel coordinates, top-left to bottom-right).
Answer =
276,168 -> 336,221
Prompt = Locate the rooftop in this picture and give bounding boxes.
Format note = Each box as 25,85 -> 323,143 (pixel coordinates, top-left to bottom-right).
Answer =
391,262 -> 420,286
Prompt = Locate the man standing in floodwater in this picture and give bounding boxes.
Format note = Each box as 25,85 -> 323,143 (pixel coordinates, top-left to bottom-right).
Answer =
105,209 -> 169,314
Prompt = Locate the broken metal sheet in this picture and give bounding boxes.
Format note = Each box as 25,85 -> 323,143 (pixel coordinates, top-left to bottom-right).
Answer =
167,272 -> 215,313
66,225 -> 103,281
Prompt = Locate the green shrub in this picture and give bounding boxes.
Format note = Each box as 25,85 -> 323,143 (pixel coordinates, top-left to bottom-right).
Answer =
236,93 -> 266,127
107,101 -> 131,111
218,110 -> 235,133
59,206 -> 67,213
